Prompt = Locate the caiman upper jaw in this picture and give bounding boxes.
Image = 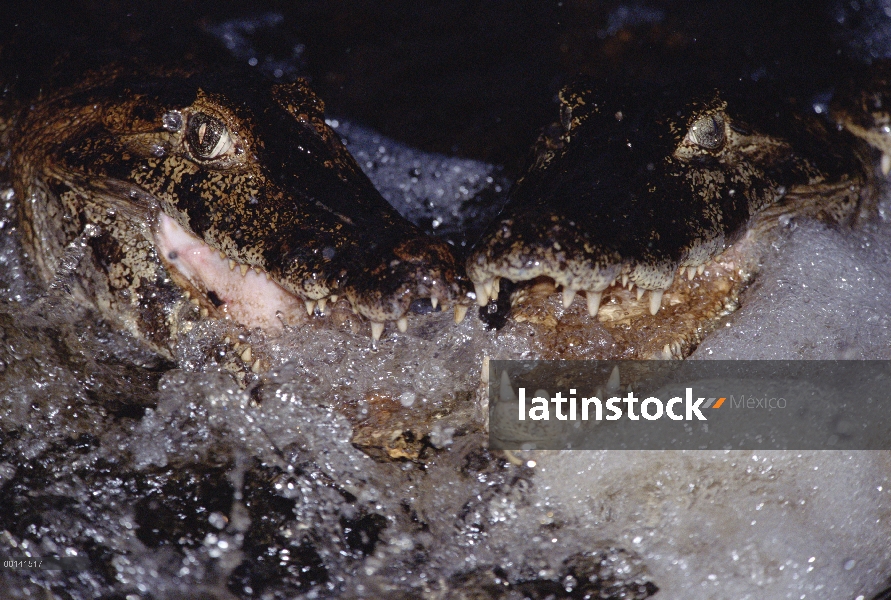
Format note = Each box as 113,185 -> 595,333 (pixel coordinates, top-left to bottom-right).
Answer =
344,236 -> 471,337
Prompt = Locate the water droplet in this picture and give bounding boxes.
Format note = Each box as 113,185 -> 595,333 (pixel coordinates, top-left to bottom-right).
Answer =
161,111 -> 182,132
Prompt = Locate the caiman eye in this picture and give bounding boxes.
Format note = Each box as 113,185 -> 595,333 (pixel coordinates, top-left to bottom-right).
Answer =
686,114 -> 726,150
186,113 -> 235,160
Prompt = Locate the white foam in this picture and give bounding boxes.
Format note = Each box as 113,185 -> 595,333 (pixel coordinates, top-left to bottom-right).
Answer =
693,217 -> 891,359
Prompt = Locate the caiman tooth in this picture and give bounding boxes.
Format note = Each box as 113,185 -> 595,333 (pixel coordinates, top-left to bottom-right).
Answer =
251,358 -> 263,373
883,153 -> 891,176
636,287 -> 645,301
240,264 -> 249,276
454,305 -> 468,323
586,291 -> 602,316
687,266 -> 697,280
483,279 -> 494,300
228,259 -> 236,271
606,365 -> 621,394
474,280 -> 490,306
431,297 -> 439,310
317,298 -> 327,313
397,317 -> 408,332
219,251 -> 226,260
370,321 -> 385,341
305,300 -> 315,315
697,265 -> 705,275
621,274 -> 629,287
183,290 -> 191,300
330,294 -> 338,304
649,289 -> 665,315
253,267 -> 262,275
190,297 -> 200,306
200,307 -> 209,318
491,277 -> 500,297
240,346 -> 252,363
562,288 -> 576,309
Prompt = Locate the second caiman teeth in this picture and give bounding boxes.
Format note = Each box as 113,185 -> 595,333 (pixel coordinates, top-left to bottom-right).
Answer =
586,291 -> 602,316
370,321 -> 385,341
562,288 -> 576,308
649,289 -> 665,315
305,300 -> 315,315
431,297 -> 439,309
454,305 -> 468,323
474,280 -> 491,306
397,317 -> 408,332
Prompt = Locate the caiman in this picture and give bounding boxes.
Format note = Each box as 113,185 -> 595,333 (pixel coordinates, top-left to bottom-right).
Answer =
2,61 -> 471,375
0,36 -> 885,368
467,78 -> 879,358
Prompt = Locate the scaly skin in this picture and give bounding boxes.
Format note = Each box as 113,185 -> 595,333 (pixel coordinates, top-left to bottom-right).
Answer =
467,79 -> 875,357
3,63 -> 884,370
9,64 -> 471,362
833,59 -> 891,172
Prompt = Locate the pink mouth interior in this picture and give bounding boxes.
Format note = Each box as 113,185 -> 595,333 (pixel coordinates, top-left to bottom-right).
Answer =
154,212 -> 307,330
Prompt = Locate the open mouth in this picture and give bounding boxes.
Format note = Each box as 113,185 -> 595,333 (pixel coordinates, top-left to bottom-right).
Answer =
154,212 -> 310,331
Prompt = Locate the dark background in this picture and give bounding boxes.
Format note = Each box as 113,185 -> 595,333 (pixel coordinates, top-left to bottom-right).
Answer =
0,0 -> 867,174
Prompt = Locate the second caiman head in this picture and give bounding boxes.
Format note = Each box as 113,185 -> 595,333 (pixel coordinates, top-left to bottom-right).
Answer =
468,79 -> 871,328
9,65 -> 470,358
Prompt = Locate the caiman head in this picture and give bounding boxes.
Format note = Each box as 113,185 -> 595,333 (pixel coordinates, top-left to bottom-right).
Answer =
11,66 -> 470,356
468,80 -> 869,325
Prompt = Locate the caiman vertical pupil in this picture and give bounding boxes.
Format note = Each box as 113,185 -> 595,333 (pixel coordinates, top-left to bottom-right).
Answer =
186,112 -> 226,159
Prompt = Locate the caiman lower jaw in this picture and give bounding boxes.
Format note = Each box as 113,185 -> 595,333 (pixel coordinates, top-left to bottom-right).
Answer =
154,212 -> 310,331
501,235 -> 763,360
154,213 -> 472,339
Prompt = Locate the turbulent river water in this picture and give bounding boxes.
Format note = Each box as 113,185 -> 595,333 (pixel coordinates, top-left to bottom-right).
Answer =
4,1 -> 891,599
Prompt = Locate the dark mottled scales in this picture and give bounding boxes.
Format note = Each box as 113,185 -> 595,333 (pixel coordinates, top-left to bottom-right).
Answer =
833,59 -> 891,163
468,80 -> 870,314
9,64 -> 468,358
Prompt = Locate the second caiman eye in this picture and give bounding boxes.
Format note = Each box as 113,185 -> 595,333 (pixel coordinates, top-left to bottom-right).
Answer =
686,114 -> 726,150
186,113 -> 235,160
